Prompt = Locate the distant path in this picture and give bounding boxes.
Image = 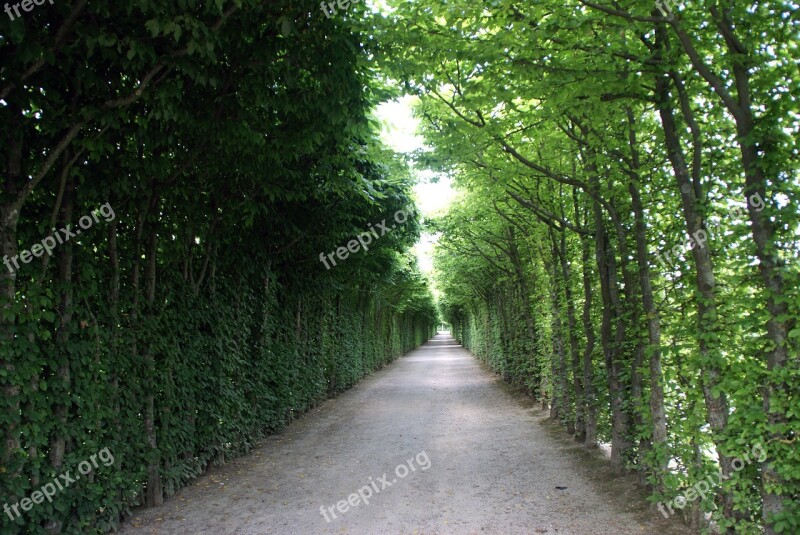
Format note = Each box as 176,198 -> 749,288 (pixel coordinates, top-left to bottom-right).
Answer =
120,334 -> 693,534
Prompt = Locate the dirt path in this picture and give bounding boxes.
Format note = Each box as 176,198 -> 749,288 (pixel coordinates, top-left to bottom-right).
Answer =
119,334 -> 694,534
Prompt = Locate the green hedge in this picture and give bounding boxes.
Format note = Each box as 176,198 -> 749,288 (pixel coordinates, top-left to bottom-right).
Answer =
1,272 -> 434,534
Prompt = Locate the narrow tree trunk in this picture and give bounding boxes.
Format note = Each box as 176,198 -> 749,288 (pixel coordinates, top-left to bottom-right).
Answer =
49,176 -> 74,471
579,227 -> 598,447
600,192 -> 642,468
545,233 -> 569,426
142,195 -> 163,508
556,230 -> 584,440
107,216 -> 123,451
654,28 -> 735,520
586,157 -> 632,469
626,108 -> 668,483
604,226 -> 634,468
505,227 -> 539,389
496,290 -> 512,381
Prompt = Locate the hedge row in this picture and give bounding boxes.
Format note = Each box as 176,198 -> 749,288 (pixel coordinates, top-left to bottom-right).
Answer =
2,273 -> 434,534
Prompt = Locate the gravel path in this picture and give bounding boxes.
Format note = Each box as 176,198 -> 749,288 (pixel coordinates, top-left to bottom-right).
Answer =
119,334 -> 694,535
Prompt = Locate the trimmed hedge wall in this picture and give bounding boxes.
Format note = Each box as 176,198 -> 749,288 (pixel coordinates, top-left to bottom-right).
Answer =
1,272 -> 434,534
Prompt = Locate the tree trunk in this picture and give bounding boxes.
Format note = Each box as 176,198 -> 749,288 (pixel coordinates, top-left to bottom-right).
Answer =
586,156 -> 632,469
49,176 -> 74,471
604,224 -> 634,468
626,108 -> 668,483
556,230 -> 584,441
579,225 -> 598,447
142,195 -> 163,508
654,28 -> 735,520
505,227 -> 539,389
496,290 -> 511,381
545,232 -> 569,426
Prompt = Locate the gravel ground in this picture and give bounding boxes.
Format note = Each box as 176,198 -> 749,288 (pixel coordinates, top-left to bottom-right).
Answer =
118,334 -> 695,535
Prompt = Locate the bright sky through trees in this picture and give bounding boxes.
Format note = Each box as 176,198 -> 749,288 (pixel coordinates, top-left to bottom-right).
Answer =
376,96 -> 456,275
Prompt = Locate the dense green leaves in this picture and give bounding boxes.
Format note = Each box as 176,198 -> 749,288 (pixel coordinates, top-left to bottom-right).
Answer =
0,1 -> 436,533
376,0 -> 799,531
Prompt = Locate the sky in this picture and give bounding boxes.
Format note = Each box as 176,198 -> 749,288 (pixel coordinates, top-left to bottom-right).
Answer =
374,95 -> 457,277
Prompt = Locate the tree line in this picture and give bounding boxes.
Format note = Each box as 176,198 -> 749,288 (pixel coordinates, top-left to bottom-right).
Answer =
375,0 -> 799,532
0,1 -> 436,533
